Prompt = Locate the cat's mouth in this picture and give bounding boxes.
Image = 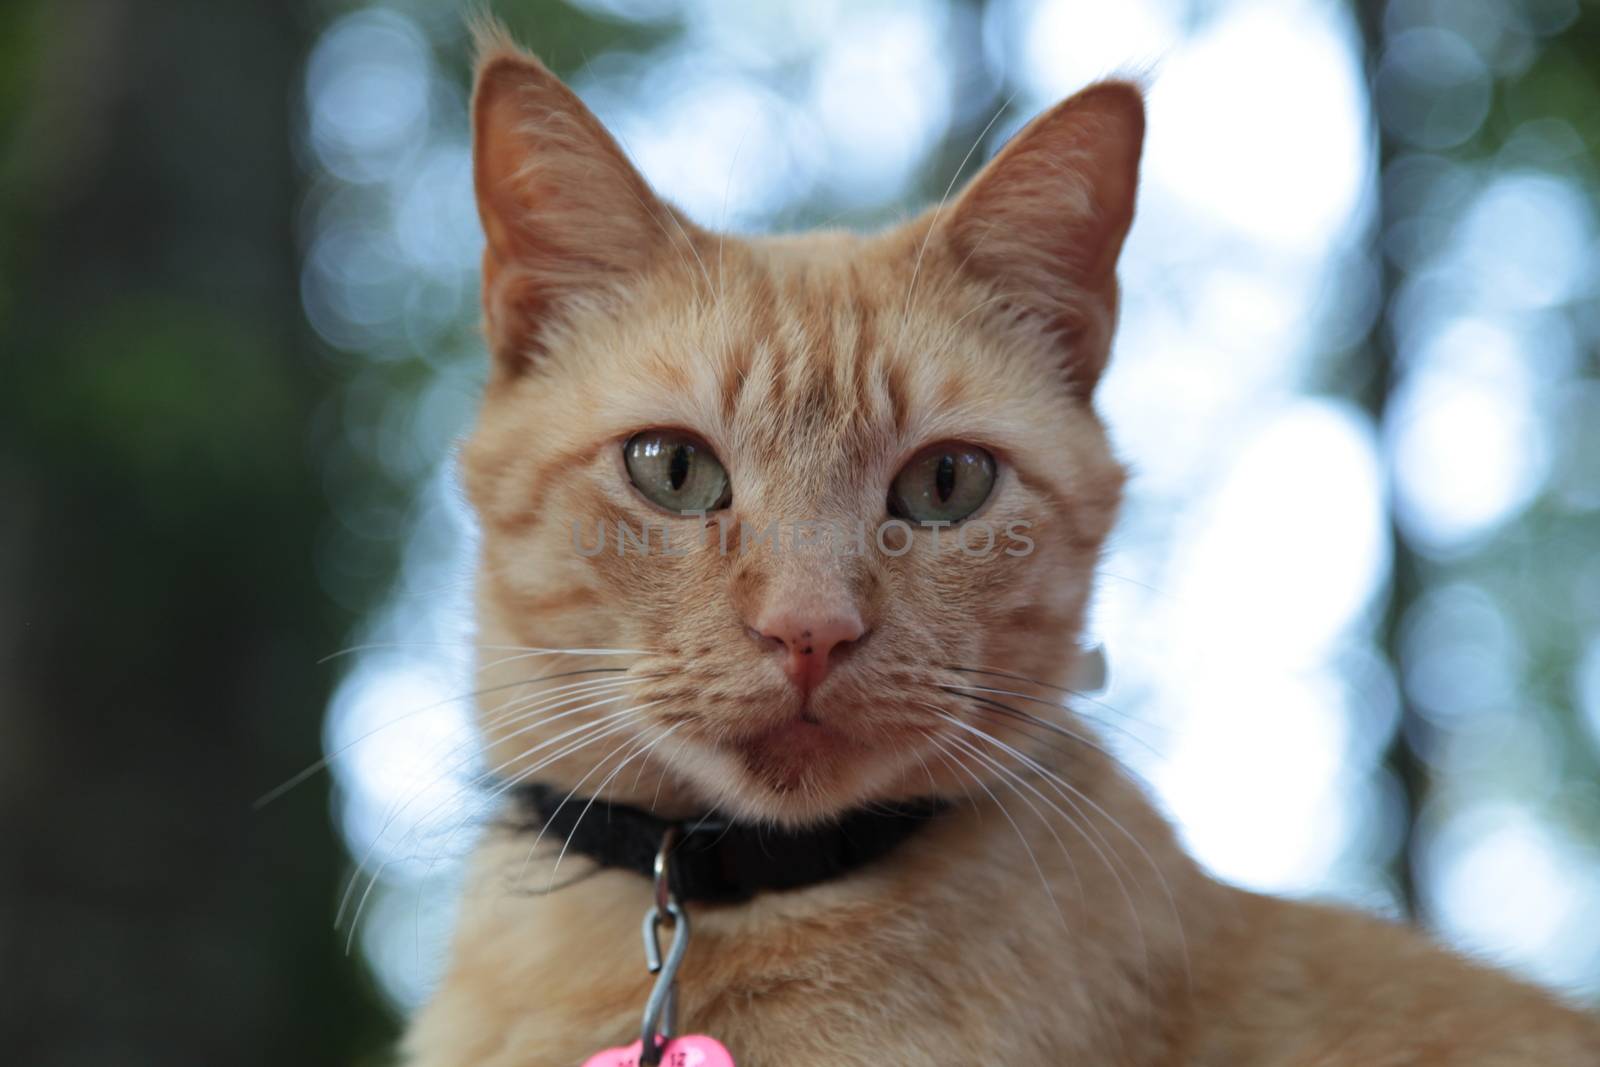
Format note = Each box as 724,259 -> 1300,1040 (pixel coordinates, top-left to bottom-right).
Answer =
734,714 -> 840,753
738,715 -> 835,753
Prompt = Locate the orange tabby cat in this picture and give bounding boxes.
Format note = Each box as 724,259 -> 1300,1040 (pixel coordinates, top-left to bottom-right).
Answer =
404,25 -> 1600,1067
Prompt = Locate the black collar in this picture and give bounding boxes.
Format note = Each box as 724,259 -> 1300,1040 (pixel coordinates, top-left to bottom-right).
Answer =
512,784 -> 945,905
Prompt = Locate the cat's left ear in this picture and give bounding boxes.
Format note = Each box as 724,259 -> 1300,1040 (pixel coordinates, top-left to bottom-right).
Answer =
943,82 -> 1145,397
471,31 -> 689,378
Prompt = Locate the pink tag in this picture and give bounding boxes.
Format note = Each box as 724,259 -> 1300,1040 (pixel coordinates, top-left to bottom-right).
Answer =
581,1035 -> 735,1067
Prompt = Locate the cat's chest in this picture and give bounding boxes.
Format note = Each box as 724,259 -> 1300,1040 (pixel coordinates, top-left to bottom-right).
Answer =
516,894 -> 1098,1065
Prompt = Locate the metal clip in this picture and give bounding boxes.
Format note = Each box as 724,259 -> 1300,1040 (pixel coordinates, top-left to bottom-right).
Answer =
639,828 -> 688,1067
653,825 -> 679,915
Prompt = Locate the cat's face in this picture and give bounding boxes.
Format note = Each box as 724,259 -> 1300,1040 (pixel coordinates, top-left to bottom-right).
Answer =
462,37 -> 1142,825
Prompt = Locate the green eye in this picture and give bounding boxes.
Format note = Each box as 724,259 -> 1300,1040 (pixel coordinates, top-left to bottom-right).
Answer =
888,443 -> 996,524
623,430 -> 731,514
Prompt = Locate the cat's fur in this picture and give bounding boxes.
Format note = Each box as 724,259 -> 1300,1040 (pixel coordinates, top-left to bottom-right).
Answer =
404,26 -> 1600,1066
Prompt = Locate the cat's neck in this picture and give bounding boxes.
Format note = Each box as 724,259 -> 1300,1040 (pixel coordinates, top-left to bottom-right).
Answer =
451,741 -> 1215,1066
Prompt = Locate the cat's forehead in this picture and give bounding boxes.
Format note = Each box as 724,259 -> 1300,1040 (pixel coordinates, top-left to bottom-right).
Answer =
592,235 -> 1008,441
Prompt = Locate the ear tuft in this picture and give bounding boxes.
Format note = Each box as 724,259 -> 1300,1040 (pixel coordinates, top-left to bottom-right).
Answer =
467,11 -> 524,72
945,80 -> 1145,397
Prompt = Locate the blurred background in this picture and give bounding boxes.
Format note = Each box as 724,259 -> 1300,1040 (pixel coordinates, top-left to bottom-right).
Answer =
3,0 -> 1598,1062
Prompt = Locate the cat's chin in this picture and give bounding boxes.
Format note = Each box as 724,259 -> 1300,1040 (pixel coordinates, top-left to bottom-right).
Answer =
655,720 -> 931,828
733,716 -> 841,769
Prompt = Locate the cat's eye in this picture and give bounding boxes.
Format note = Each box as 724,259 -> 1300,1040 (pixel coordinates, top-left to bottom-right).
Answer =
623,430 -> 732,514
888,443 -> 996,525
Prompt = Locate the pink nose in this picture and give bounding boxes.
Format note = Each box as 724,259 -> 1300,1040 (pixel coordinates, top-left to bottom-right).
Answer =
750,608 -> 866,694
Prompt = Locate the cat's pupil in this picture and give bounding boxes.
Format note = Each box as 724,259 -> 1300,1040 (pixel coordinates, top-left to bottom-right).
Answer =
668,445 -> 690,491
935,454 -> 956,503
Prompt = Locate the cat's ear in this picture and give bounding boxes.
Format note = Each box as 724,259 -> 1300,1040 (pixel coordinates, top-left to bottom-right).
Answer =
944,81 -> 1145,397
471,30 -> 684,377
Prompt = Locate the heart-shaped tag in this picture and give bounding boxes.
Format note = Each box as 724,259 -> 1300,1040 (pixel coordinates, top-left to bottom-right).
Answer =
581,1035 -> 735,1067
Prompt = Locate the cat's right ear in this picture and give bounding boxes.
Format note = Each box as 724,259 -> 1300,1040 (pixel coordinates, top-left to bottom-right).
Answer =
471,29 -> 683,377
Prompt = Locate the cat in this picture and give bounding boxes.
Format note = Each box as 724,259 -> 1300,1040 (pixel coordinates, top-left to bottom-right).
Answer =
402,22 -> 1600,1067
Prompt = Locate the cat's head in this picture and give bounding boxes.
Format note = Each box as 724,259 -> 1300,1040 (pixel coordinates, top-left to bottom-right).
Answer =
461,31 -> 1141,826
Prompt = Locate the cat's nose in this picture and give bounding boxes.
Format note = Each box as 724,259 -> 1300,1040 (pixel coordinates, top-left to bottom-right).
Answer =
749,608 -> 866,694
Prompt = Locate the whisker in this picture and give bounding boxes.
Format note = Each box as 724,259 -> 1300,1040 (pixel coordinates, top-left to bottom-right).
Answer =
940,710 -> 1191,997
945,665 -> 1153,725
943,689 -> 1121,763
480,673 -> 658,734
446,702 -> 666,863
316,642 -> 648,665
381,675 -> 658,835
649,737 -> 689,813
1095,570 -> 1176,599
346,702 -> 669,949
939,728 -> 1086,913
255,667 -> 634,810
920,731 -> 983,817
480,678 -> 656,749
337,697 -> 651,937
341,708 -> 637,951
942,680 -> 1165,758
897,91 -> 1019,340
513,710 -> 673,885
545,723 -> 685,890
354,676 -> 659,862
909,746 -> 941,797
925,732 -> 1063,925
938,713 -> 1146,988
